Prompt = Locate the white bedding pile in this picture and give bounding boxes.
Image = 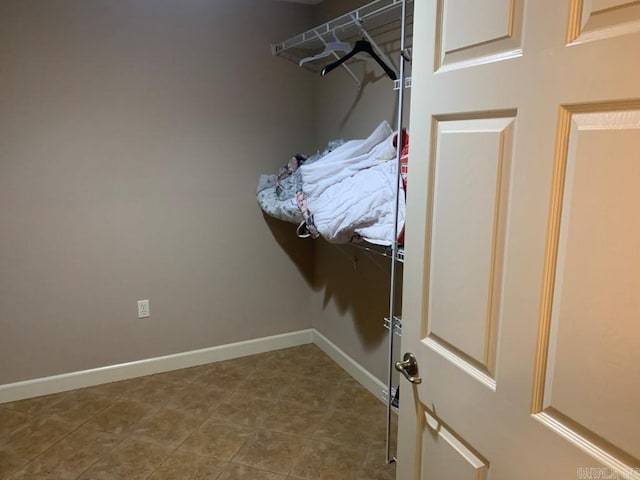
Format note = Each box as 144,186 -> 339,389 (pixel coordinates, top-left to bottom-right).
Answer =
256,121 -> 405,246
300,121 -> 405,245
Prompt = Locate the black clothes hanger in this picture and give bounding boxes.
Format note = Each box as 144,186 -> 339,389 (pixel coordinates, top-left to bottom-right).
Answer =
321,39 -> 397,81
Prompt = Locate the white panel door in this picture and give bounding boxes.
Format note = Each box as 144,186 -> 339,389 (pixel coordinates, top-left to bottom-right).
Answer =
397,0 -> 640,479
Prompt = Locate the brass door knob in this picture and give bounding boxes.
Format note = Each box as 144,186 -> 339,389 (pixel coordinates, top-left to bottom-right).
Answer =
395,352 -> 422,384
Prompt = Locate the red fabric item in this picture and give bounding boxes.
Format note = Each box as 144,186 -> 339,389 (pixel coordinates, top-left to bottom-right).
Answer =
400,131 -> 409,190
394,129 -> 409,244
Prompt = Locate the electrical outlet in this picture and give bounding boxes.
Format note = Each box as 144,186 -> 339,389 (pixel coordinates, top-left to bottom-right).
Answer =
137,299 -> 150,318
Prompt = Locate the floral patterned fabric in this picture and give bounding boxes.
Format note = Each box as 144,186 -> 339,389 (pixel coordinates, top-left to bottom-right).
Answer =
256,140 -> 345,226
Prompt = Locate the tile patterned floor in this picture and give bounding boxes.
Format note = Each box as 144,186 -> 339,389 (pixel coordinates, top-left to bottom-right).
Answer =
0,344 -> 397,479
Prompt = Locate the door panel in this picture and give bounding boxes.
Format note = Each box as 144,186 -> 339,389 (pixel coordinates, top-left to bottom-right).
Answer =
436,0 -> 523,70
533,103 -> 640,463
422,411 -> 489,480
427,115 -> 514,378
398,0 -> 640,478
571,0 -> 640,44
442,0 -> 513,52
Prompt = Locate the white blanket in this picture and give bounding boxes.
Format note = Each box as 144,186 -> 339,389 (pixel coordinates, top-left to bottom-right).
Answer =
300,121 -> 405,245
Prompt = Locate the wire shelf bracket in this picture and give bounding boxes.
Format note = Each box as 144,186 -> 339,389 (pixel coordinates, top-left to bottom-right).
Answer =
384,316 -> 403,337
393,76 -> 412,91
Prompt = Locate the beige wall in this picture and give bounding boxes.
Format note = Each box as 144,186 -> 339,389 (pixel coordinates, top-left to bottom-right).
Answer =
309,0 -> 410,382
0,0 -> 410,388
0,0 -> 317,384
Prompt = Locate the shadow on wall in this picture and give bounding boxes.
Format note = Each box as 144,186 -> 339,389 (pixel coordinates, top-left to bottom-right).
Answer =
337,68 -> 398,131
262,211 -> 400,351
319,26 -> 408,130
313,241 -> 403,350
262,213 -> 315,286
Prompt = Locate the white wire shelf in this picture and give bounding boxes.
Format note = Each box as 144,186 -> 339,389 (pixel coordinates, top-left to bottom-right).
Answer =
350,241 -> 405,263
271,0 -> 413,72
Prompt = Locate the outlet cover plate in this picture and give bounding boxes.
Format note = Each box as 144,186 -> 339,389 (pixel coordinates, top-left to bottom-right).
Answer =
137,300 -> 150,318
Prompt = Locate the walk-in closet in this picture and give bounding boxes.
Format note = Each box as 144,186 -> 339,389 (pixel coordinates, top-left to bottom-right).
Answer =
2,0 -> 640,478
1,0 -> 412,478
262,0 -> 414,467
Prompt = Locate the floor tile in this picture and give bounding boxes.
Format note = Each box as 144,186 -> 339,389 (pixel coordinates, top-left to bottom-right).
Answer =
0,408 -> 32,444
7,427 -> 122,480
44,390 -> 113,426
78,437 -> 171,480
236,369 -> 289,401
312,409 -> 386,451
191,362 -> 247,391
5,417 -> 76,459
266,345 -> 320,365
130,407 -> 203,448
84,399 -> 155,435
180,420 -> 252,461
219,463 -> 287,480
164,383 -> 227,419
334,382 -> 386,418
121,377 -> 186,408
260,400 -> 328,437
250,350 -> 309,379
207,393 -> 274,428
223,353 -> 270,371
2,392 -> 71,417
289,439 -> 366,480
233,430 -> 307,475
80,378 -> 141,398
148,365 -> 210,385
265,345 -> 337,377
0,448 -> 30,480
0,346 -> 397,480
357,448 -> 397,480
297,353 -> 351,384
147,451 -> 226,480
279,377 -> 341,411
368,414 -> 398,456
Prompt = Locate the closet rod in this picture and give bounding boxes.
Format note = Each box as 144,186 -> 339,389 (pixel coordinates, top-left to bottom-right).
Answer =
385,0 -> 408,466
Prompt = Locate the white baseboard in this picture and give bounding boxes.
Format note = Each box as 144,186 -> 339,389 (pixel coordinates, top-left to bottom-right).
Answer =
0,329 -> 314,404
0,328 -> 386,405
312,330 -> 386,402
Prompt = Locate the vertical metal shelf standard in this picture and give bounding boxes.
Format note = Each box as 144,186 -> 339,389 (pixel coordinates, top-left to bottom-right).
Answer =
385,0 -> 409,464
